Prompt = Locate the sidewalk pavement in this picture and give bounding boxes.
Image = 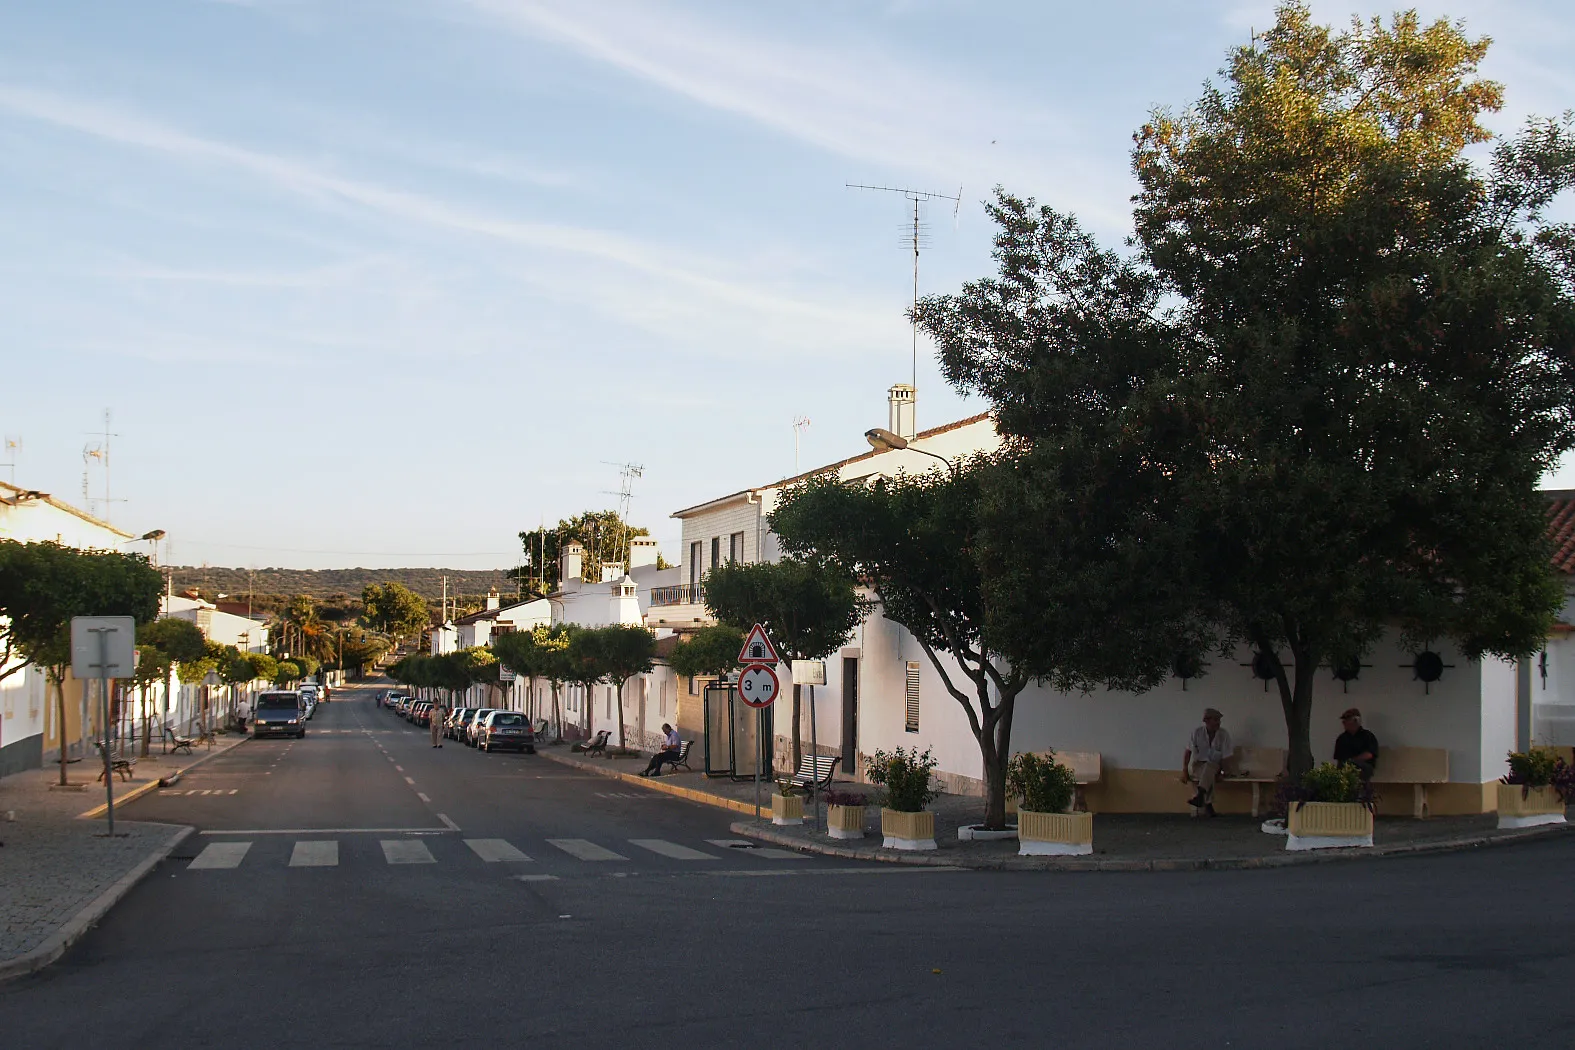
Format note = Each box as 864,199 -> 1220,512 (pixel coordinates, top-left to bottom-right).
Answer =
0,733 -> 248,981
541,745 -> 1573,871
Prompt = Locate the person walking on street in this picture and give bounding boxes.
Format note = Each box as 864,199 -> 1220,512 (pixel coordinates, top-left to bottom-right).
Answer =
1181,708 -> 1232,817
431,699 -> 447,748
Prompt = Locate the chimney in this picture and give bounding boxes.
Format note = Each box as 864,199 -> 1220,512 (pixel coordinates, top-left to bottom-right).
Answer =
629,537 -> 659,569
888,383 -> 916,440
601,562 -> 622,583
560,542 -> 584,584
485,587 -> 500,611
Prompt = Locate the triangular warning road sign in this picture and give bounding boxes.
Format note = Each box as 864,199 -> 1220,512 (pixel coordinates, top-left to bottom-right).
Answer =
737,623 -> 779,664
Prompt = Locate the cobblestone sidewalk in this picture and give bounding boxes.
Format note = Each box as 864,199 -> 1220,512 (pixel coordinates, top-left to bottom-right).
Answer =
0,735 -> 247,979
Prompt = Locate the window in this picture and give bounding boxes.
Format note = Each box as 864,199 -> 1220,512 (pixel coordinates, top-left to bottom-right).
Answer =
729,531 -> 744,563
688,675 -> 699,696
689,542 -> 702,585
905,662 -> 921,733
710,537 -> 720,570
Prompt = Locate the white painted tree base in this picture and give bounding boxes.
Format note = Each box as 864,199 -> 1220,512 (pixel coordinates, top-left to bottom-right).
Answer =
1285,833 -> 1373,851
1018,839 -> 1093,856
882,835 -> 938,851
1497,812 -> 1566,830
772,816 -> 803,826
828,827 -> 864,840
957,825 -> 1018,842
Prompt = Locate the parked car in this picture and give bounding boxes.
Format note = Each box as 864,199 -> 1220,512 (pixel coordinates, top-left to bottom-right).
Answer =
445,709 -> 473,740
413,701 -> 433,727
478,711 -> 535,754
463,709 -> 498,746
253,691 -> 306,739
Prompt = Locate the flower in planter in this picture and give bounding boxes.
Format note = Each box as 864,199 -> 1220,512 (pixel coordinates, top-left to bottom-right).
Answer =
1273,761 -> 1375,817
822,789 -> 871,808
1502,748 -> 1575,802
865,747 -> 938,812
1007,751 -> 1078,813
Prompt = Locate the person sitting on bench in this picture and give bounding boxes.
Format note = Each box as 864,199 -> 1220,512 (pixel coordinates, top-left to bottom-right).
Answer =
1181,707 -> 1232,816
640,724 -> 682,777
1333,708 -> 1379,782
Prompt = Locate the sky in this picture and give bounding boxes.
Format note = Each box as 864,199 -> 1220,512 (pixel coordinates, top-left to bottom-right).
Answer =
3,0 -> 1573,571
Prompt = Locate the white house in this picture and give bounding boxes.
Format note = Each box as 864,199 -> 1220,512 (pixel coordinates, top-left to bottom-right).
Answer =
653,385 -> 1562,816
0,481 -> 138,775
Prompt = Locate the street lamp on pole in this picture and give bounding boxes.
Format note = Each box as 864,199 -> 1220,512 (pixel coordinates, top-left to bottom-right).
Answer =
865,428 -> 955,471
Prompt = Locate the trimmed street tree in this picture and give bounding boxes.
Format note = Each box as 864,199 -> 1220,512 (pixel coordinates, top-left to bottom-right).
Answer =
703,559 -> 864,773
667,624 -> 744,684
361,582 -> 430,645
0,542 -> 162,782
139,617 -> 208,754
922,3 -> 1575,777
593,624 -> 657,751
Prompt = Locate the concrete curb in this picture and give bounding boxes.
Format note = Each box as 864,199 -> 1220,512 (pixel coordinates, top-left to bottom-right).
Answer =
728,818 -> 1575,872
77,735 -> 250,820
541,749 -> 761,817
0,823 -> 195,983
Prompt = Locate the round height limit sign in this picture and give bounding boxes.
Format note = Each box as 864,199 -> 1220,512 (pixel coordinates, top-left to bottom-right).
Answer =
738,665 -> 780,708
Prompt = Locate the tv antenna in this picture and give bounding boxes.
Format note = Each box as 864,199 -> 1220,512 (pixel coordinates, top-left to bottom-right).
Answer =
1,435 -> 19,485
600,461 -> 645,571
846,182 -> 962,404
80,409 -> 124,522
791,416 -> 811,474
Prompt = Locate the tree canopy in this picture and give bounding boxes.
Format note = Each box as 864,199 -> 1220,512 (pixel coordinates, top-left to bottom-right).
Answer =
361,581 -> 429,640
919,2 -> 1575,776
667,624 -> 744,681
517,510 -> 654,591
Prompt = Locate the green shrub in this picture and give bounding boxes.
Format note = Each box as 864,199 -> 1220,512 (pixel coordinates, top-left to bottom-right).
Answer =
865,747 -> 937,813
1301,761 -> 1362,803
1505,748 -> 1559,788
1007,751 -> 1078,814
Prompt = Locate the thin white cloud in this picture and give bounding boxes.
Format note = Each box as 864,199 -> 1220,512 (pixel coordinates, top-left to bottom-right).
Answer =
0,84 -> 892,347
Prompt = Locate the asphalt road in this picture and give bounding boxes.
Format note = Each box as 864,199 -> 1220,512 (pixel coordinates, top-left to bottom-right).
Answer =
2,683 -> 1573,1048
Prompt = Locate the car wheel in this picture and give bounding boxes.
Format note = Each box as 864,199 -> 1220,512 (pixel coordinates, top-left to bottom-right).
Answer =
526,747 -> 536,754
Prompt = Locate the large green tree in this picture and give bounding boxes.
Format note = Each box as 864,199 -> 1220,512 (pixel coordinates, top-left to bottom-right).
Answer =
361,582 -> 430,642
922,3 -> 1575,777
703,559 -> 864,773
138,616 -> 208,754
666,625 -> 744,682
493,624 -> 573,740
517,510 -> 654,591
0,541 -> 162,781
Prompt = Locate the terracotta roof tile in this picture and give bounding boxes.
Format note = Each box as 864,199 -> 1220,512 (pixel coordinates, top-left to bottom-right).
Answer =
1547,496 -> 1575,574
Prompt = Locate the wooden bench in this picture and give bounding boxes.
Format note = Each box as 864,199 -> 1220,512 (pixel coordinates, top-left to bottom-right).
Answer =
1372,746 -> 1449,818
573,730 -> 611,757
94,742 -> 136,783
1220,746 -> 1287,818
162,726 -> 196,755
784,755 -> 839,794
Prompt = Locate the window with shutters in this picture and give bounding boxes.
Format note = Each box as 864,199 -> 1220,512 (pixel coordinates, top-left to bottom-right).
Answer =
729,531 -> 745,563
904,662 -> 920,733
689,542 -> 703,585
711,536 -> 721,570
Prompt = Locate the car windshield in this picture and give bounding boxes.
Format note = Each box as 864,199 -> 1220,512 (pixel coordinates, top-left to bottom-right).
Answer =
492,714 -> 525,726
257,694 -> 298,710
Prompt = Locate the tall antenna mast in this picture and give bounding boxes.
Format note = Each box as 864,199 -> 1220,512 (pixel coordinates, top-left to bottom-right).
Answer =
81,409 -> 123,521
792,416 -> 811,474
601,461 -> 645,571
1,435 -> 19,485
846,182 -> 961,408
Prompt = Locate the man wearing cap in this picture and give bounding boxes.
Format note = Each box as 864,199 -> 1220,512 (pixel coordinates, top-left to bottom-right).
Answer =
1181,708 -> 1232,816
1333,708 -> 1379,781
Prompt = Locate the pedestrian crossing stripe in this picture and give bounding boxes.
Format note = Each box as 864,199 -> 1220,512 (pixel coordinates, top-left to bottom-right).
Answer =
183,836 -> 808,870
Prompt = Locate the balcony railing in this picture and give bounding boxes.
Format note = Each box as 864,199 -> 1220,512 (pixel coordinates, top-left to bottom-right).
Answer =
650,583 -> 705,607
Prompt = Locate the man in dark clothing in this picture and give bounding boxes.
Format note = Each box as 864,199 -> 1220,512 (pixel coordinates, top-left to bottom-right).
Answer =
1333,707 -> 1379,781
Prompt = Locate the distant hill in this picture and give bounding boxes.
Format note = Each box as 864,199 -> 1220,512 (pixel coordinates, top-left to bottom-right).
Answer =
164,566 -> 521,601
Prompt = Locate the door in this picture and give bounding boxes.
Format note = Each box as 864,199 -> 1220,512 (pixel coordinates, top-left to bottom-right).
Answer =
841,657 -> 859,773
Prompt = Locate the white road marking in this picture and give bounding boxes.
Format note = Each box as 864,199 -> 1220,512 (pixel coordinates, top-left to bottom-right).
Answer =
701,867 -> 964,877
465,839 -> 532,863
629,839 -> 719,860
513,874 -> 559,882
417,792 -> 431,802
188,842 -> 252,870
437,813 -> 460,831
200,827 -> 451,835
289,841 -> 339,867
381,839 -> 436,864
546,838 -> 628,861
403,777 -> 416,785
705,839 -> 809,860
395,766 -> 404,772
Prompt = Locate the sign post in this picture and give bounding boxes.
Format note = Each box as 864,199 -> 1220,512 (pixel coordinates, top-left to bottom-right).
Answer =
737,624 -> 781,822
71,616 -> 137,837
795,660 -> 826,832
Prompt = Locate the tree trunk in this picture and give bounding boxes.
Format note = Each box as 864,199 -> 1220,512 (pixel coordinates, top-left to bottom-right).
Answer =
790,682 -> 802,774
54,672 -> 68,786
139,682 -> 151,758
614,678 -> 628,751
551,681 -> 563,743
978,693 -> 1017,830
1279,646 -> 1319,779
